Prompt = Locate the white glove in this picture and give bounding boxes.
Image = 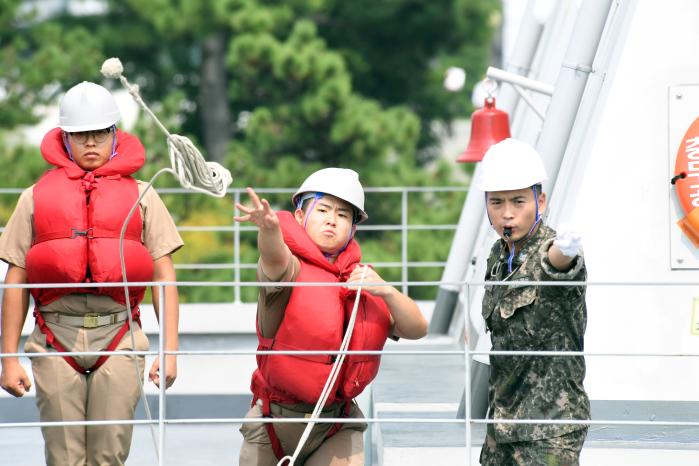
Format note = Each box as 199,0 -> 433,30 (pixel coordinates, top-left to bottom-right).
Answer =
553,223 -> 582,258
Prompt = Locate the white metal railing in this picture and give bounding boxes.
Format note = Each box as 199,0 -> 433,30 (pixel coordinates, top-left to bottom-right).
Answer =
0,186 -> 468,301
2,184 -> 698,463
3,280 -> 699,465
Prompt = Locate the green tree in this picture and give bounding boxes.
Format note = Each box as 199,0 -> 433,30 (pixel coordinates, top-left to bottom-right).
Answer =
0,0 -> 498,302
316,0 -> 500,160
0,0 -> 104,128
96,0 -> 496,166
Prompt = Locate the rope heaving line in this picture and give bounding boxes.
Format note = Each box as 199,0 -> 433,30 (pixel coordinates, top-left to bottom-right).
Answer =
276,265 -> 369,466
100,57 -> 233,462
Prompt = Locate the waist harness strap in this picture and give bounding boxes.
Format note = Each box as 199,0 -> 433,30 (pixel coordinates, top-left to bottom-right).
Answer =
252,391 -> 352,463
33,305 -> 141,374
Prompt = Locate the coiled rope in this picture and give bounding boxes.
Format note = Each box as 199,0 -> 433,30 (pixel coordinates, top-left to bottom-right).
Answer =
101,58 -> 232,197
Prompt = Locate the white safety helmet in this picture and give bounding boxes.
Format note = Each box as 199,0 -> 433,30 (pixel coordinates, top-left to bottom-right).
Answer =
476,138 -> 548,191
292,168 -> 368,223
58,81 -> 121,132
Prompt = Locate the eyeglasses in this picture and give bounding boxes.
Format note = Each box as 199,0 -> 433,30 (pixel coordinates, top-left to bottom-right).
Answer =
68,127 -> 113,144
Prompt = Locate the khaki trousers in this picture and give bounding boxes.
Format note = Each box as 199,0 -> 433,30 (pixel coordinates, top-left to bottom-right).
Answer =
24,294 -> 149,466
239,400 -> 366,466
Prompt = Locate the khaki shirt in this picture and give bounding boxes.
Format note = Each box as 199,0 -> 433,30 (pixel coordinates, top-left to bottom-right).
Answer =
256,256 -> 301,339
0,180 -> 183,268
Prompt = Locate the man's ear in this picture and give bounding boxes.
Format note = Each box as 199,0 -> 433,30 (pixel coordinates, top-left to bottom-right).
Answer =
538,192 -> 547,216
294,208 -> 305,225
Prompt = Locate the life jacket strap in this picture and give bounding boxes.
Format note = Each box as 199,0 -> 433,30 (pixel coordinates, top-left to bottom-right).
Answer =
33,305 -> 141,374
252,390 -> 352,463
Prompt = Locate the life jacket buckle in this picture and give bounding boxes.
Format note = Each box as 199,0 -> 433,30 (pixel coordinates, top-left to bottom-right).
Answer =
70,227 -> 94,239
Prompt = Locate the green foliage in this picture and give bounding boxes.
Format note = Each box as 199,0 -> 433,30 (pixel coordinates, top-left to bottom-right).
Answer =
0,133 -> 50,224
0,0 -> 496,303
316,0 -> 500,158
225,16 -> 422,170
0,13 -> 103,127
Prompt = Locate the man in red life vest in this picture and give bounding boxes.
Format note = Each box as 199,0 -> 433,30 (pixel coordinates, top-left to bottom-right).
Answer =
234,168 -> 428,465
0,81 -> 183,465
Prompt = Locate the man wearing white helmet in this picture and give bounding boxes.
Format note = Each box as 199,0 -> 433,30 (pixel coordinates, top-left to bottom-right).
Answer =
477,139 -> 590,465
0,81 -> 183,465
234,168 -> 428,465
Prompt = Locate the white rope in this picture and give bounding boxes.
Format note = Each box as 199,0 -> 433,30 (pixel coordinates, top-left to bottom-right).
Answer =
100,57 -> 233,462
277,265 -> 369,466
118,167 -> 174,462
101,58 -> 232,197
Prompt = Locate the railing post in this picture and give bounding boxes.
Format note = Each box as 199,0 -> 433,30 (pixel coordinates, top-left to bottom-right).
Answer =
233,189 -> 241,303
401,189 -> 408,295
464,283 -> 473,466
158,284 -> 166,466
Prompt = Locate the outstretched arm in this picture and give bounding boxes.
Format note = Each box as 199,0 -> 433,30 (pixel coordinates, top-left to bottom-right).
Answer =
0,264 -> 31,397
234,187 -> 292,280
346,265 -> 428,340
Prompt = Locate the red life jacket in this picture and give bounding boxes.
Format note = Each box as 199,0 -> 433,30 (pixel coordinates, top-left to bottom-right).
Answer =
25,127 -> 154,308
252,211 -> 392,406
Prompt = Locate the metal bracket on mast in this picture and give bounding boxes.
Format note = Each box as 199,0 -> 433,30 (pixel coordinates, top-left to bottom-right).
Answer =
485,65 -> 554,120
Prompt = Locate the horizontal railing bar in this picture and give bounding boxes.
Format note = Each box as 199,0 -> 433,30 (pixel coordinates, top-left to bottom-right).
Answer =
174,224 -> 459,232
173,261 -> 448,270
2,417 -> 699,429
175,263 -> 247,270
357,225 -> 458,231
160,187 -> 469,194
2,280 -> 699,289
0,280 -> 466,289
4,349 -> 699,358
0,187 -> 469,195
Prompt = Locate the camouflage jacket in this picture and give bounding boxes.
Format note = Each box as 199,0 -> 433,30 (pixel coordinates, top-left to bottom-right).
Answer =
482,224 -> 590,443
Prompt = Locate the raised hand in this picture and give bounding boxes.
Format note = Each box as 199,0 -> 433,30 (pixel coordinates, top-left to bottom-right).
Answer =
234,187 -> 291,278
346,264 -> 428,340
234,187 -> 279,231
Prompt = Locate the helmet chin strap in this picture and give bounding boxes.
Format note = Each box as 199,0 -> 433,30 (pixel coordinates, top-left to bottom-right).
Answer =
505,185 -> 541,273
338,224 -> 357,252
62,132 -> 74,161
301,192 -> 324,230
321,223 -> 356,261
109,125 -> 118,159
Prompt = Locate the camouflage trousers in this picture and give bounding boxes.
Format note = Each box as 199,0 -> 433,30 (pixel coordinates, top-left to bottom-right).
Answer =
479,428 -> 587,466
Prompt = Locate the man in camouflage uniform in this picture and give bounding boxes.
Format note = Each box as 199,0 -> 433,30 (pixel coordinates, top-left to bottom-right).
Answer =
477,139 -> 590,466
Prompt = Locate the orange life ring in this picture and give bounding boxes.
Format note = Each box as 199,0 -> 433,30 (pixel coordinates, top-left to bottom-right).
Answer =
672,115 -> 699,247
